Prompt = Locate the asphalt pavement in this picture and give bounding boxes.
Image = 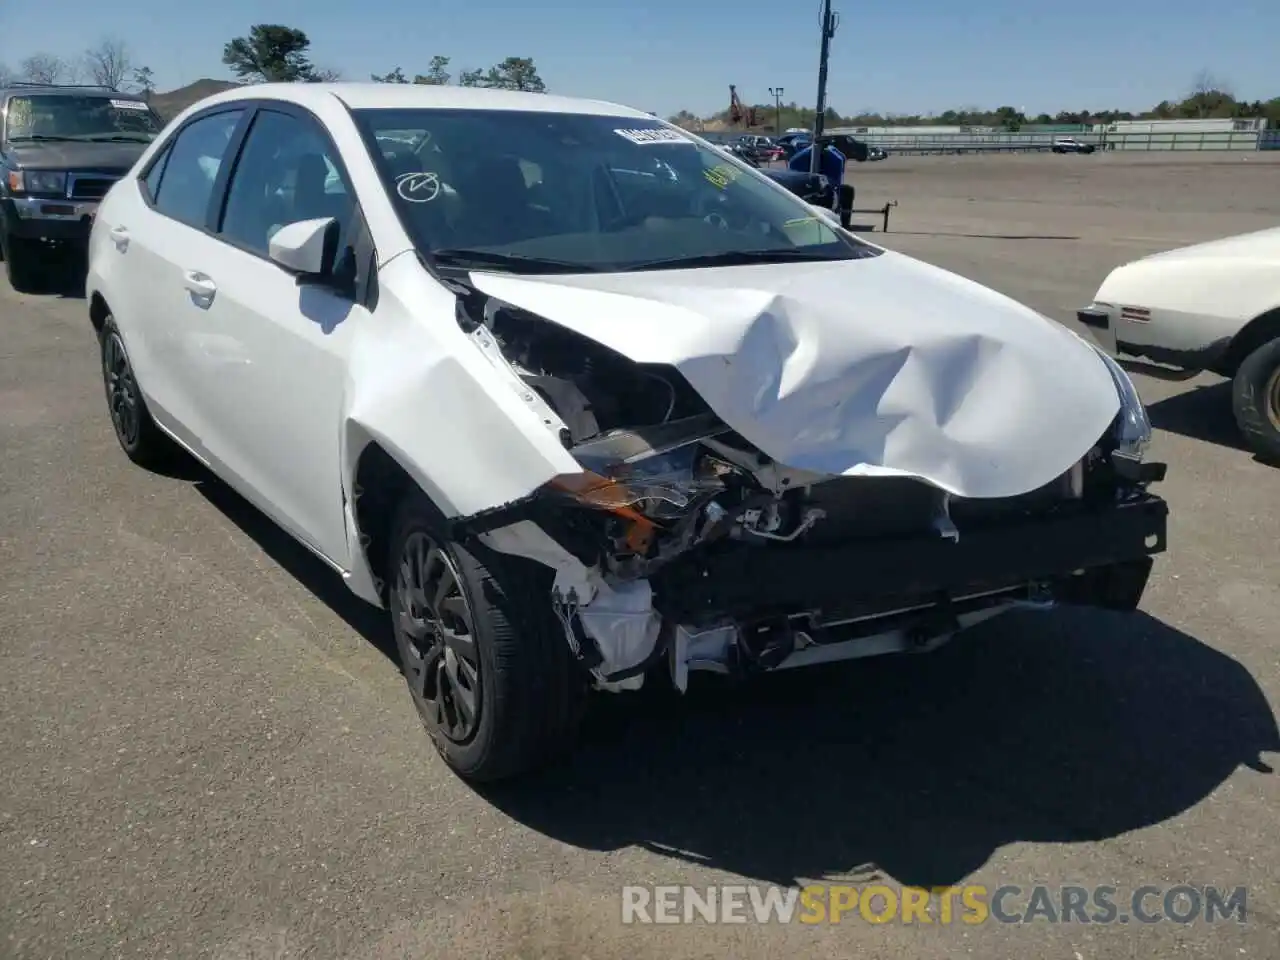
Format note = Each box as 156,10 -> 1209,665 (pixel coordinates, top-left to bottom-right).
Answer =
1,153 -> 1278,959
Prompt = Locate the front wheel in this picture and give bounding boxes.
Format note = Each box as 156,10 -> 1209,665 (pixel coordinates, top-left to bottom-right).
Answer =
1232,337 -> 1280,464
388,490 -> 587,782
98,315 -> 178,469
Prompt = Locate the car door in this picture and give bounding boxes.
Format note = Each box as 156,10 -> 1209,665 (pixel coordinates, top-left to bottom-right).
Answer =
178,104 -> 375,565
115,106 -> 249,455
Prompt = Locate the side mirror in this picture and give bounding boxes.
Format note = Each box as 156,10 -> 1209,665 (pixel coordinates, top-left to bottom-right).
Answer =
268,217 -> 339,279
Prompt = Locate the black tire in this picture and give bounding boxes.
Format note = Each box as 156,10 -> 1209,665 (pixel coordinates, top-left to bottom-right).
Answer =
1231,337 -> 1280,464
387,489 -> 587,782
3,231 -> 41,292
97,315 -> 178,469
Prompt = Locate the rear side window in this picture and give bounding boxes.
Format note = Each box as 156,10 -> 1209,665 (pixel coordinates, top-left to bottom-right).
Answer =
151,110 -> 244,227
141,145 -> 171,202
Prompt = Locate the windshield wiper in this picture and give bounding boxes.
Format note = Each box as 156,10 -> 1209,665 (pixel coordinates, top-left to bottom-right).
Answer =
622,249 -> 850,271
430,248 -> 596,275
7,135 -> 79,142
84,134 -> 153,142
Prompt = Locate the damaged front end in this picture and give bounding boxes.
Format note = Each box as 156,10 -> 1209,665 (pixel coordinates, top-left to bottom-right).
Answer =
450,287 -> 1169,693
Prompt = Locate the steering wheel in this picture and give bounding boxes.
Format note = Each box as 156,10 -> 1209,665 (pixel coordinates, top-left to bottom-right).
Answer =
694,190 -> 737,229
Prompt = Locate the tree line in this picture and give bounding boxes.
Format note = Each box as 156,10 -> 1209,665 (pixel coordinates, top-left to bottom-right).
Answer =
671,71 -> 1280,132
219,24 -> 547,92
0,23 -> 547,98
370,57 -> 545,92
0,39 -> 157,98
222,24 -> 546,90
12,32 -> 1270,131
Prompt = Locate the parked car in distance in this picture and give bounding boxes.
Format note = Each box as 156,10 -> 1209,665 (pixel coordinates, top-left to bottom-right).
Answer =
87,82 -> 1169,783
1079,226 -> 1280,463
774,132 -> 811,158
733,135 -> 783,163
714,142 -> 760,166
0,82 -> 164,290
1052,137 -> 1096,154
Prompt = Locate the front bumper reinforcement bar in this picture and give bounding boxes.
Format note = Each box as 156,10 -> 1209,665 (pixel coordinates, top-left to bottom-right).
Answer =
650,493 -> 1169,623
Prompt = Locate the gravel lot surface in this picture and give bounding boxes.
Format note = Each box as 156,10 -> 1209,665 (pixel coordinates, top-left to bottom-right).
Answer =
2,151 -> 1278,959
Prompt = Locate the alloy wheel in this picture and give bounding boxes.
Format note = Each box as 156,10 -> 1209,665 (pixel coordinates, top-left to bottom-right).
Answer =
102,332 -> 141,449
394,533 -> 483,743
1265,364 -> 1280,433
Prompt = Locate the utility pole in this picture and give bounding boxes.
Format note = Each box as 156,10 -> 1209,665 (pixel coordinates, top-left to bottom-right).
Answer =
768,86 -> 784,137
810,0 -> 840,174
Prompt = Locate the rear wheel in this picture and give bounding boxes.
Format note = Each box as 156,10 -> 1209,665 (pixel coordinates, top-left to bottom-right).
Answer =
98,315 -> 178,469
387,490 -> 586,782
1231,336 -> 1280,464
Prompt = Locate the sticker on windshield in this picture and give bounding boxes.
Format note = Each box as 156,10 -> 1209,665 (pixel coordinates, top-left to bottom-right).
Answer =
613,127 -> 690,146
111,99 -> 149,111
395,171 -> 441,203
704,164 -> 740,189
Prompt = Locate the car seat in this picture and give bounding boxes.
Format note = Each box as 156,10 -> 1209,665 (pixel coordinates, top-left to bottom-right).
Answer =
293,152 -> 350,224
450,154 -> 550,247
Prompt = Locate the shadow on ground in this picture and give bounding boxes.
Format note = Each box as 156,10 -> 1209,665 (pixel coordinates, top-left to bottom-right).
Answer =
489,613 -> 1278,888
1145,381 -> 1255,456
187,469 -> 1279,890
12,247 -> 87,299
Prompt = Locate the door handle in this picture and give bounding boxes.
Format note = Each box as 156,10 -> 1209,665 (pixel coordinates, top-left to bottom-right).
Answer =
109,225 -> 129,250
182,270 -> 217,305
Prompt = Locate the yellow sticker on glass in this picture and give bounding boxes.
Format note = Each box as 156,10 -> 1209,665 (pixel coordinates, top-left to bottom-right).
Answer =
704,165 -> 738,189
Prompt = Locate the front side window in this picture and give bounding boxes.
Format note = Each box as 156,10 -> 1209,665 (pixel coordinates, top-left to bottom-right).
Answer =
352,108 -> 879,274
5,95 -> 163,143
219,109 -> 354,258
151,110 -> 243,227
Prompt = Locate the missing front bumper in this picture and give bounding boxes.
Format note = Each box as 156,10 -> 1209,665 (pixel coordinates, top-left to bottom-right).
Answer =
649,492 -> 1169,624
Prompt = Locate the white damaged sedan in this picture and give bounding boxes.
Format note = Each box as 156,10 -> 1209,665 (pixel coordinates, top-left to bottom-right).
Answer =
87,83 -> 1170,781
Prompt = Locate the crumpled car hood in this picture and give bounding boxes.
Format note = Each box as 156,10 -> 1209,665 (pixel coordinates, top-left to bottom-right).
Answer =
469,249 -> 1120,500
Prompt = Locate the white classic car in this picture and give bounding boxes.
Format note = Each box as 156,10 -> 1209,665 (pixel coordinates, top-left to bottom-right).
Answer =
87,82 -> 1168,782
1078,226 -> 1280,462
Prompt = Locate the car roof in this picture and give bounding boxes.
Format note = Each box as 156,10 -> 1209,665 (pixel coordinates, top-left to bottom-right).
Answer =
1,84 -> 146,101
186,82 -> 653,120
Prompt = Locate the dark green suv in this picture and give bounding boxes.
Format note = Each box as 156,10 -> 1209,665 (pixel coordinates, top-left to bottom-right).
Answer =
0,82 -> 164,290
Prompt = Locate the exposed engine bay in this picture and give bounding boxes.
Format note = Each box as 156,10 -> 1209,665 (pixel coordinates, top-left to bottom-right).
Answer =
453,287 -> 1168,693
459,292 -> 849,573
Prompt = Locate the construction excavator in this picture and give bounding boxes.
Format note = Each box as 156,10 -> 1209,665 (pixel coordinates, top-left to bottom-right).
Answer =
728,86 -> 760,128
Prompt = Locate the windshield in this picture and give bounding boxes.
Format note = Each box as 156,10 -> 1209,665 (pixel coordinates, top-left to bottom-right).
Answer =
351,108 -> 880,274
5,95 -> 162,142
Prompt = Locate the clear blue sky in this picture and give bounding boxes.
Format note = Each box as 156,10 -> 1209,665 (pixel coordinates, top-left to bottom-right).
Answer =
2,0 -> 1276,117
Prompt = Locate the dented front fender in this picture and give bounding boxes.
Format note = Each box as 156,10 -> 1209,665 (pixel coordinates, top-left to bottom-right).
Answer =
339,253 -> 583,524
